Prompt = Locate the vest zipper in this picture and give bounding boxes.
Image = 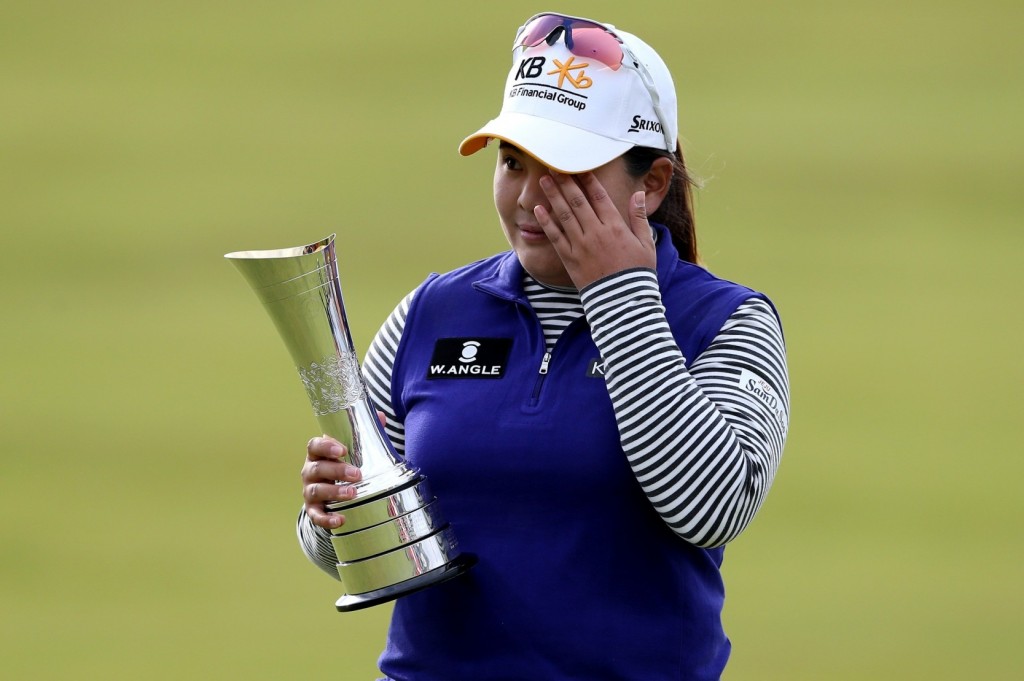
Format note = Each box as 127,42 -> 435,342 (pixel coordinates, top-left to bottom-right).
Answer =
530,351 -> 552,402
538,352 -> 552,375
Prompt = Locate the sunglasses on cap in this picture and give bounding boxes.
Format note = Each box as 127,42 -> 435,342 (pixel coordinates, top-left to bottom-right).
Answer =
513,12 -> 674,152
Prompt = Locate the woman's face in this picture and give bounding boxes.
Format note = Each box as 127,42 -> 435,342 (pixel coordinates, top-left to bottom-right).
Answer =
493,143 -> 645,288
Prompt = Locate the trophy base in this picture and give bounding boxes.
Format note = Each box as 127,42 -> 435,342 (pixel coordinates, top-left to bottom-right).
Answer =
335,553 -> 477,612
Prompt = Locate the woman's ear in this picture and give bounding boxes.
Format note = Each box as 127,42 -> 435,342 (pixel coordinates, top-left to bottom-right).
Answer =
643,157 -> 674,215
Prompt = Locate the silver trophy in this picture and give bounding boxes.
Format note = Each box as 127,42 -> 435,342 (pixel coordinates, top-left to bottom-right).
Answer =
226,235 -> 473,611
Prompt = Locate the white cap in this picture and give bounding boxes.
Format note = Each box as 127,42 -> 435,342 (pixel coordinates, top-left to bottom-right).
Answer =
459,20 -> 678,173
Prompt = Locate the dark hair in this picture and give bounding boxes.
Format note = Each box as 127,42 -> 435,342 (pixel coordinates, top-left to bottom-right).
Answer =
622,143 -> 700,264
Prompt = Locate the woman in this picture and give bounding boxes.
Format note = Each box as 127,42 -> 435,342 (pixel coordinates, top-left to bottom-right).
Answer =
299,12 -> 789,681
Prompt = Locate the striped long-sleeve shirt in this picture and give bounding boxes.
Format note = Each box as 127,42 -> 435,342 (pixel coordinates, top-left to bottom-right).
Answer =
298,267 -> 789,576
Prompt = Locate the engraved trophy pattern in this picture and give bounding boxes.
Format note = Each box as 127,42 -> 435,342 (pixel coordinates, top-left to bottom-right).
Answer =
299,352 -> 366,416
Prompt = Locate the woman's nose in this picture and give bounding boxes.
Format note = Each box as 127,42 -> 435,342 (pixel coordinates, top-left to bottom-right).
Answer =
518,171 -> 550,213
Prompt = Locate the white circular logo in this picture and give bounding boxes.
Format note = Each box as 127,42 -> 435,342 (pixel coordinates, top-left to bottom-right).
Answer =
459,340 -> 480,363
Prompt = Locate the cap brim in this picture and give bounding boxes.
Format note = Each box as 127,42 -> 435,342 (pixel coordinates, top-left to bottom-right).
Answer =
458,112 -> 633,174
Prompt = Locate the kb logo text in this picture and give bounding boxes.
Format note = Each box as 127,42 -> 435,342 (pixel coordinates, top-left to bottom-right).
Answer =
516,56 -> 546,80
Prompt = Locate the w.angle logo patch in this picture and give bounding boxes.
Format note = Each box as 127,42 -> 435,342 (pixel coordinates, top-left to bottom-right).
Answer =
427,338 -> 513,379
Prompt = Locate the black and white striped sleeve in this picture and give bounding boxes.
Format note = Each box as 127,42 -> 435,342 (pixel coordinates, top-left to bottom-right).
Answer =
362,289 -> 416,456
295,289 -> 416,578
580,268 -> 789,548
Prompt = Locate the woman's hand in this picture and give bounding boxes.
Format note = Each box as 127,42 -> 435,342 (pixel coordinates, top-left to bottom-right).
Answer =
301,435 -> 362,530
534,171 -> 655,290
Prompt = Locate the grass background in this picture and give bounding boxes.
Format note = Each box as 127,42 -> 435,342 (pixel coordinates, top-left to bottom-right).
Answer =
2,1 -> 1021,679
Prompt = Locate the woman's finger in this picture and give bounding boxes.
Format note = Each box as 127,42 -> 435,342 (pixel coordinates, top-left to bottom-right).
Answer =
628,191 -> 654,243
307,434 -> 345,461
303,479 -> 358,505
302,457 -> 362,484
540,172 -> 596,239
306,503 -> 344,530
533,202 -> 567,254
576,171 -> 628,227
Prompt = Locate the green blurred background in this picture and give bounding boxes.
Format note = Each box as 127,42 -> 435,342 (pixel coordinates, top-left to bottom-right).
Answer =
2,1 -> 1021,679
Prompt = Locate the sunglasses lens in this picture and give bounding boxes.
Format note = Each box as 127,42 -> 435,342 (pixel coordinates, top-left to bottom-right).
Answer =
564,25 -> 623,71
519,14 -> 565,48
517,15 -> 623,70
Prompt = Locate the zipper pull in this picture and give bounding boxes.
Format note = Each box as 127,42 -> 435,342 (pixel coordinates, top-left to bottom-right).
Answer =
538,351 -> 552,375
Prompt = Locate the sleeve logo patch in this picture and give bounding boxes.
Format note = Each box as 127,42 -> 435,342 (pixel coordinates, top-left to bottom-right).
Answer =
427,338 -> 513,379
739,368 -> 788,435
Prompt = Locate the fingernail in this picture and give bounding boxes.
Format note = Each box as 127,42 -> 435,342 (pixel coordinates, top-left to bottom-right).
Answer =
329,443 -> 344,458
345,465 -> 362,481
539,175 -> 553,189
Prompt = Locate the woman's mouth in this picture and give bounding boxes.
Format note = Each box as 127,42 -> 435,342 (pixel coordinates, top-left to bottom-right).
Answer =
518,223 -> 548,242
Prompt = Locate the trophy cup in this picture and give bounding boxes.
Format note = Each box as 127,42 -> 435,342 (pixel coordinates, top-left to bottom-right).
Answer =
226,235 -> 473,611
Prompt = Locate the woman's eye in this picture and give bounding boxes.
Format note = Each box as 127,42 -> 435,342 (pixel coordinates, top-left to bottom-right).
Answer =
502,155 -> 521,171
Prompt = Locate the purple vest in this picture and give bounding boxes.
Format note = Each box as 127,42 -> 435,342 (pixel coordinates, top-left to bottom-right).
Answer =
379,224 -> 770,681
